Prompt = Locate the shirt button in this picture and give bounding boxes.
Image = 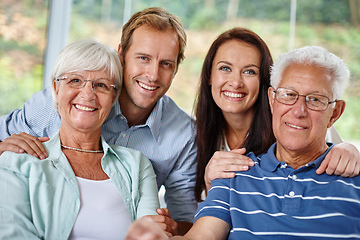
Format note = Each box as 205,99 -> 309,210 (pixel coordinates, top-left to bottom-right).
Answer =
292,175 -> 297,180
122,133 -> 126,138
127,198 -> 131,202
289,191 -> 295,197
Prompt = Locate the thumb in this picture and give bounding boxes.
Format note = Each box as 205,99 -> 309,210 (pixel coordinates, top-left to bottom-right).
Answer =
231,147 -> 247,155
38,137 -> 50,143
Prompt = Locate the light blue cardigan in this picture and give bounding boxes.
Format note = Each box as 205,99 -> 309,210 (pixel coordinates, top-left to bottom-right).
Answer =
0,131 -> 159,239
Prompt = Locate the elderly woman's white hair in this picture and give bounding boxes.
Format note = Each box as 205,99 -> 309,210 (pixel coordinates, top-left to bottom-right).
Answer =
51,39 -> 122,111
270,46 -> 350,100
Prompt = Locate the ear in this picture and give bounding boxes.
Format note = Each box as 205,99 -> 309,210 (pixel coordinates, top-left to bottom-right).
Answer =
118,44 -> 125,66
53,79 -> 60,95
327,100 -> 345,128
268,87 -> 275,114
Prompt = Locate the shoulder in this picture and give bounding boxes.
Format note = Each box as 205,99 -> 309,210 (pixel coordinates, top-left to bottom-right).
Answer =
159,95 -> 196,135
160,95 -> 194,122
0,151 -> 42,176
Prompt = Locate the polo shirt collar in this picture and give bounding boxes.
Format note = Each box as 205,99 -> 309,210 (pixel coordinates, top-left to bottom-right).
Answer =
260,142 -> 335,172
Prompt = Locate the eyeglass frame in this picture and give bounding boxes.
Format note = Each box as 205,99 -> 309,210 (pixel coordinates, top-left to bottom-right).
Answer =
56,75 -> 116,93
272,87 -> 337,111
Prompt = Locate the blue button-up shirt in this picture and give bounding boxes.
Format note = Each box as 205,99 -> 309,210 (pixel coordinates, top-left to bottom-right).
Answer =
0,87 -> 198,222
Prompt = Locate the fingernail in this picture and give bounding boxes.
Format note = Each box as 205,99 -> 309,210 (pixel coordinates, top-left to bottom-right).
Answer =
33,153 -> 39,158
242,165 -> 249,169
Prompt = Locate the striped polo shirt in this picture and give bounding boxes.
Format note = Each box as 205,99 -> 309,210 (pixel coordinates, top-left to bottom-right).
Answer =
195,143 -> 360,239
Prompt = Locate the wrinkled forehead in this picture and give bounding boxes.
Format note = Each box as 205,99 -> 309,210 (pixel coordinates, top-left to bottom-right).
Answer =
278,63 -> 333,96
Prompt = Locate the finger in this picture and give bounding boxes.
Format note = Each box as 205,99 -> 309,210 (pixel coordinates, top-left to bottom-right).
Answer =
340,158 -> 355,177
9,133 -> 48,159
231,147 -> 247,155
38,137 -> 50,142
316,152 -> 331,175
0,142 -> 25,155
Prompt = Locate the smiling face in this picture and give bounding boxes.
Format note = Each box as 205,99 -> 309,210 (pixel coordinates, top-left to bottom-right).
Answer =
54,70 -> 115,134
269,63 -> 345,159
119,25 -> 179,121
210,40 -> 261,120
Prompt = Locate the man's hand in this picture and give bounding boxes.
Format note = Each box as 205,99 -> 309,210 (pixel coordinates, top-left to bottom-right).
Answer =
126,216 -> 169,240
0,133 -> 49,159
205,148 -> 254,191
144,208 -> 177,237
317,142 -> 360,177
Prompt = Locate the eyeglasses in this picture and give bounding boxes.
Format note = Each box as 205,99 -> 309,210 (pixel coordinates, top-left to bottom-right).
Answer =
273,87 -> 337,111
56,75 -> 116,94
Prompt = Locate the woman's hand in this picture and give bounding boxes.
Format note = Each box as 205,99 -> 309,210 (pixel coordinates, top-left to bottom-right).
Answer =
205,148 -> 254,192
144,208 -> 178,237
126,216 -> 169,240
0,132 -> 49,159
316,142 -> 360,177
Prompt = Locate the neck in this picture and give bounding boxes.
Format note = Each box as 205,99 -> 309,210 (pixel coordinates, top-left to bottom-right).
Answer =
59,126 -> 102,152
223,111 -> 253,150
119,91 -> 154,127
275,142 -> 329,169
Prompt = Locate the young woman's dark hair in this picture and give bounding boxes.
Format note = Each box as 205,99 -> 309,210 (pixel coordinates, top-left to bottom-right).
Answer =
194,27 -> 276,202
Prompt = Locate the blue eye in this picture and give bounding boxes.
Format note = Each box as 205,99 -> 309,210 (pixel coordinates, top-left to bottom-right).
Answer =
243,69 -> 256,75
220,66 -> 231,72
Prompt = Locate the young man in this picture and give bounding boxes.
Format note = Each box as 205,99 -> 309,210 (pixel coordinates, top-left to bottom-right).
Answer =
0,7 -> 196,235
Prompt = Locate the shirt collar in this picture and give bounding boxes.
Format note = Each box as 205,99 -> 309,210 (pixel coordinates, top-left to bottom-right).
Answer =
104,101 -> 122,124
144,99 -> 162,141
259,142 -> 335,172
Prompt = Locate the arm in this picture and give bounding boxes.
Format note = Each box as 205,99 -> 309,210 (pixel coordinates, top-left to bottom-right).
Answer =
126,216 -> 230,240
317,126 -> 360,177
0,153 -> 41,239
0,87 -> 59,141
136,154 -> 178,237
204,148 -> 254,192
0,88 -> 57,158
163,136 -> 198,235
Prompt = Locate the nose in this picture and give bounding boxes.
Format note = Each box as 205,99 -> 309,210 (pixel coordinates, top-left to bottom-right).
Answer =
291,96 -> 308,118
229,72 -> 244,88
146,62 -> 159,82
79,80 -> 96,98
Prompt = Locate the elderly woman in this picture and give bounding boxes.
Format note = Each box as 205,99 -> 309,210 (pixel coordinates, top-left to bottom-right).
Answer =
0,39 -> 159,239
126,45 -> 360,240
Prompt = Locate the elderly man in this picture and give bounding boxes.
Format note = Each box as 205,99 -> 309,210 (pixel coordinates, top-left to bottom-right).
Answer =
127,46 -> 360,240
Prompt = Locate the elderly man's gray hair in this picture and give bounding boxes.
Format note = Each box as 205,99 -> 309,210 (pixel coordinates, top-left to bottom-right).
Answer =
270,46 -> 350,100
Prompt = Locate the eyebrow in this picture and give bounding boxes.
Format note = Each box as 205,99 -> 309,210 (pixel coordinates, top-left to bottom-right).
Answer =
135,52 -> 177,64
216,60 -> 260,69
66,73 -> 110,81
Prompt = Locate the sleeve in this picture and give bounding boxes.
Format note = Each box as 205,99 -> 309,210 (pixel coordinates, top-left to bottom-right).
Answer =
0,153 -> 41,239
194,178 -> 232,227
135,154 -> 160,219
326,125 -> 343,144
0,87 -> 60,141
163,134 -> 198,223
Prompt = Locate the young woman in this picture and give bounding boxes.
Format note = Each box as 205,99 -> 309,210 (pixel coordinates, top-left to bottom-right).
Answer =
194,27 -> 359,202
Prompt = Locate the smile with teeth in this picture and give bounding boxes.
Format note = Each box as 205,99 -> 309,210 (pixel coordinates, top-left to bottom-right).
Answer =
286,122 -> 306,130
75,104 -> 96,112
223,91 -> 245,98
138,81 -> 157,91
